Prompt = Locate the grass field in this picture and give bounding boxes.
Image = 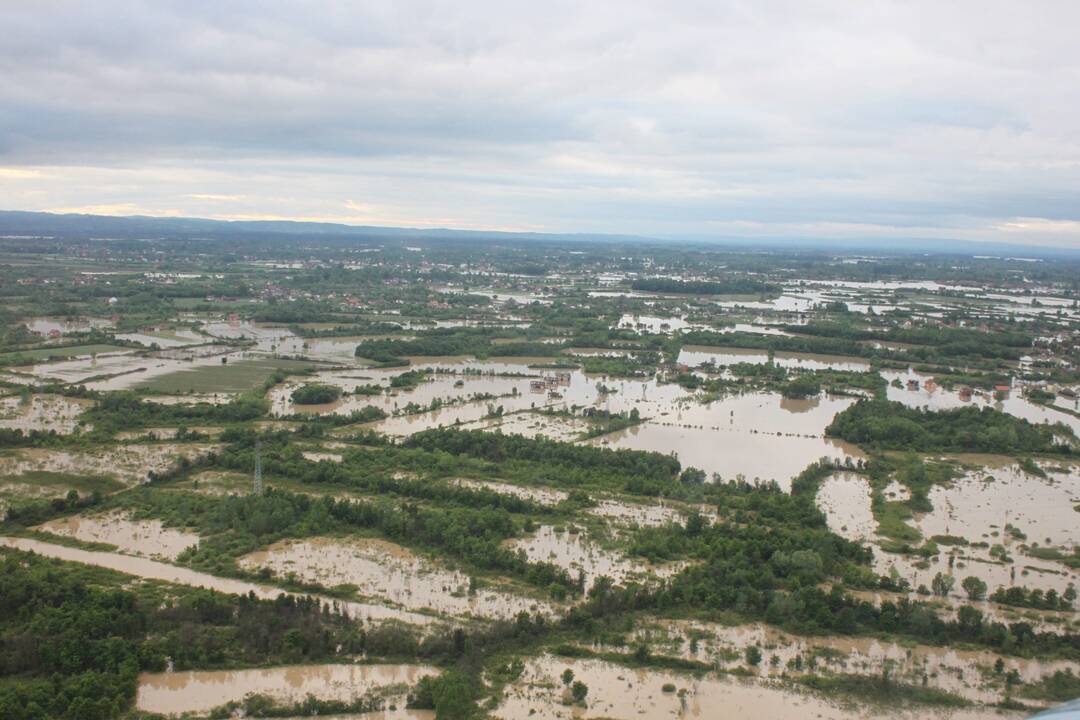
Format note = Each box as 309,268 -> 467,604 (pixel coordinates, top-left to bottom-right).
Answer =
134,357 -> 315,393
0,344 -> 131,364
0,470 -> 126,495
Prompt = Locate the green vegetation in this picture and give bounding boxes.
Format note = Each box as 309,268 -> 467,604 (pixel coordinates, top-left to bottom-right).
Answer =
134,358 -> 316,393
630,278 -> 778,295
826,400 -> 1075,454
290,383 -> 342,404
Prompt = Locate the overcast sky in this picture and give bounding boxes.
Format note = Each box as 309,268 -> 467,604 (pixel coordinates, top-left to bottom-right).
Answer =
2,1 -> 1079,246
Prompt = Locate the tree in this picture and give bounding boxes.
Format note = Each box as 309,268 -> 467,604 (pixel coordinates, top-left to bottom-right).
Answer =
745,645 -> 762,666
431,671 -> 478,720
571,680 -> 588,704
962,575 -> 987,601
561,669 -> 574,687
931,572 -> 955,598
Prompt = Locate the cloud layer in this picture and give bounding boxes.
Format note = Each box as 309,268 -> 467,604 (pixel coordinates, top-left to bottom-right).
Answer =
2,1 -> 1079,245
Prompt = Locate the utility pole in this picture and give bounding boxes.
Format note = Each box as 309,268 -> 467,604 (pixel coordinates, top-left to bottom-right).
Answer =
253,438 -> 263,495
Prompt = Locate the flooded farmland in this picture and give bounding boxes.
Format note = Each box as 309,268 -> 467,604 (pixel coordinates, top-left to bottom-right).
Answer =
136,663 -> 437,716
279,357 -> 868,484
493,654 -> 1020,720
35,510 -> 200,560
0,393 -> 91,434
631,619 -> 1079,707
815,462 -> 1080,599
506,525 -> 685,591
0,537 -> 440,626
2,443 -> 219,485
239,537 -> 555,620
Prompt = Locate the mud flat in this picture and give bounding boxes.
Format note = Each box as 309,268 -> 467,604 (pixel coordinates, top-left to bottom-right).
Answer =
0,537 -> 438,626
493,654 -> 1016,720
239,537 -> 554,620
35,510 -> 200,560
136,663 -> 438,716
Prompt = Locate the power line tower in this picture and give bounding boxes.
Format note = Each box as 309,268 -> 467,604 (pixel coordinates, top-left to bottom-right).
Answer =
253,439 -> 263,495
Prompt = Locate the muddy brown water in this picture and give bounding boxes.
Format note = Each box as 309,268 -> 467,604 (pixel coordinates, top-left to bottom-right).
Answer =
494,654 -> 1021,720
0,537 -> 439,626
239,537 -> 555,620
632,619 -> 1079,707
136,663 -> 438,716
34,511 -> 200,560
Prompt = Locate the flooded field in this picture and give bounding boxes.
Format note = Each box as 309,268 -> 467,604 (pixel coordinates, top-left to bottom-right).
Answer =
25,317 -> 114,335
493,654 -> 1016,720
506,526 -> 684,591
286,356 -> 866,486
240,537 -> 554,620
815,472 -> 877,542
0,537 -> 439,626
2,443 -> 218,485
137,663 -> 438,716
451,478 -> 569,506
115,328 -> 205,348
816,461 -> 1080,598
0,393 -> 91,434
588,498 -> 687,528
461,410 -> 593,441
679,345 -> 872,372
35,510 -> 200,559
635,619 -> 1078,707
882,370 -> 1080,437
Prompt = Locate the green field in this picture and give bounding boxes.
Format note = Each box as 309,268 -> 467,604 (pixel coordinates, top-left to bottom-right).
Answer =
134,357 -> 316,393
0,470 -> 125,495
0,344 -> 130,364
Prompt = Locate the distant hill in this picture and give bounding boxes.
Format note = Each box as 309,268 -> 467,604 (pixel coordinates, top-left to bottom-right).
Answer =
0,209 -> 1076,257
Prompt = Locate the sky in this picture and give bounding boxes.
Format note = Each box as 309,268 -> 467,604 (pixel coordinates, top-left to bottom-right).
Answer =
1,1 -> 1080,247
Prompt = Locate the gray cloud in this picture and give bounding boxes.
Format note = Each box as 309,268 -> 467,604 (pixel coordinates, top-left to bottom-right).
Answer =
1,0 -> 1079,245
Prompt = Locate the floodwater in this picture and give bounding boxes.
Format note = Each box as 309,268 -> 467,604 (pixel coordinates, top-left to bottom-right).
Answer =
0,537 -> 438,626
0,394 -> 91,434
816,472 -> 877,542
239,537 -> 554,620
115,329 -> 204,348
3,443 -> 218,485
493,654 -> 1017,720
25,317 -> 113,335
136,663 -> 438,716
679,345 -> 872,372
815,461 -> 1080,598
35,510 -> 200,560
451,478 -> 569,506
506,526 -> 684,591
882,369 -> 1080,438
461,410 -> 593,441
26,344 -> 241,391
642,619 -> 1078,707
588,498 -> 686,528
284,358 -> 868,485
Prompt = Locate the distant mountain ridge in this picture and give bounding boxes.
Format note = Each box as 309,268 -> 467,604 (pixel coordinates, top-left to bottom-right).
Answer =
0,209 -> 1076,257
